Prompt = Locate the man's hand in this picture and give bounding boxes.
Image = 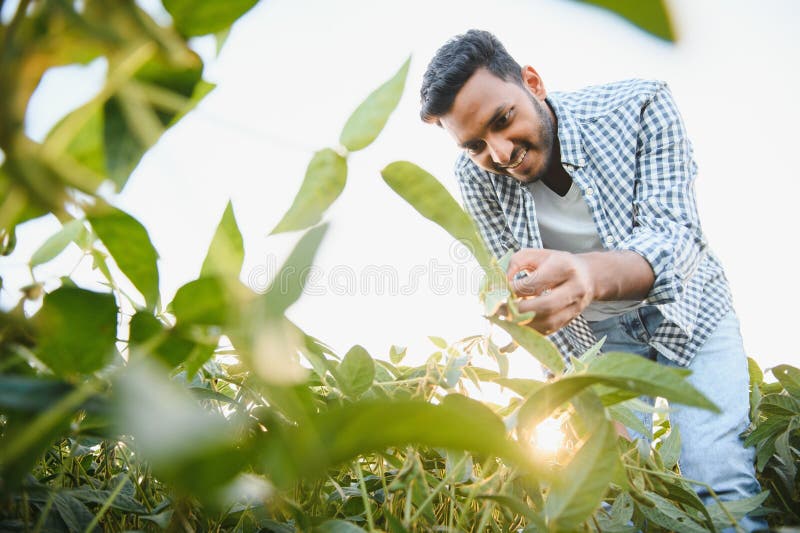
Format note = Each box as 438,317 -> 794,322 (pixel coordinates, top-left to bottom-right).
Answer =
507,249 -> 596,335
506,248 -> 655,335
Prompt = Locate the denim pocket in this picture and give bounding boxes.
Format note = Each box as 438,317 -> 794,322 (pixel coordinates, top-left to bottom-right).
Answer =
638,305 -> 664,340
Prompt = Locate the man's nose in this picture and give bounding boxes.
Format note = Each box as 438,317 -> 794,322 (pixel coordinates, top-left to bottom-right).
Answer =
486,135 -> 513,166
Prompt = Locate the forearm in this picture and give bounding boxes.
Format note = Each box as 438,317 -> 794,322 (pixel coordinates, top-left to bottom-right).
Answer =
579,250 -> 655,302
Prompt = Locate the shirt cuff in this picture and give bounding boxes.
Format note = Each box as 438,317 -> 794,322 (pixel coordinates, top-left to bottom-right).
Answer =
617,228 -> 682,305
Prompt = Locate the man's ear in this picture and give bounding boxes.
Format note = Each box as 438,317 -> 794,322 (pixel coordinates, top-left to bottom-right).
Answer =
521,65 -> 547,100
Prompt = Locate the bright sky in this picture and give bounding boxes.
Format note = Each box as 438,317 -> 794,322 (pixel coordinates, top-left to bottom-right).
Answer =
4,0 -> 799,386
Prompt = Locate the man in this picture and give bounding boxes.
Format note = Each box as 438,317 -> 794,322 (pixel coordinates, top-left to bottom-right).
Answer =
420,29 -> 763,529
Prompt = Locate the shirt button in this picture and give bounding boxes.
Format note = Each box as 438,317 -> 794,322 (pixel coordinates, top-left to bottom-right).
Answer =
578,158 -> 586,166
605,235 -> 615,245
585,187 -> 594,196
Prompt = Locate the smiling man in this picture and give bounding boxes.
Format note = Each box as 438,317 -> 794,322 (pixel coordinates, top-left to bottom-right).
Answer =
420,29 -> 763,529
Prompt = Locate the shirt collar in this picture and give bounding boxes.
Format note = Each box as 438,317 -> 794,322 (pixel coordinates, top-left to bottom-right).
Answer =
546,93 -> 587,168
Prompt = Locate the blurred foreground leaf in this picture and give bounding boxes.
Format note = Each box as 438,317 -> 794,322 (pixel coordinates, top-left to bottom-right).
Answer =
575,0 -> 675,42
340,57 -> 410,152
201,200 -> 244,279
259,393 -> 540,488
114,360 -> 246,495
545,420 -> 618,529
29,219 -> 87,267
164,0 -> 260,37
271,150 -> 347,234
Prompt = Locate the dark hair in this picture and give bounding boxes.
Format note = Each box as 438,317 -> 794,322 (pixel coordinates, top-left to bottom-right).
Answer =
420,29 -> 523,124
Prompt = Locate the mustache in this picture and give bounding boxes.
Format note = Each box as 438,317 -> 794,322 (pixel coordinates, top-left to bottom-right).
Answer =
494,144 -> 531,170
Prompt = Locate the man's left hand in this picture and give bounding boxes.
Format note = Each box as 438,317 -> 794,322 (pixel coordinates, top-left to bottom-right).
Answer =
506,249 -> 596,335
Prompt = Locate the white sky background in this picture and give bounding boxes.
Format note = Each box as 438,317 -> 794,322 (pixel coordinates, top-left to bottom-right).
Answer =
4,0 -> 799,386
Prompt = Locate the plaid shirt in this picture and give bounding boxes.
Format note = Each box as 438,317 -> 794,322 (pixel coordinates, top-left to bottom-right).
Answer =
455,79 -> 733,366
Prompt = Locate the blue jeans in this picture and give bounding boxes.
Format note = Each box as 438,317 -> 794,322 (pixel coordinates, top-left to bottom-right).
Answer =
588,305 -> 765,532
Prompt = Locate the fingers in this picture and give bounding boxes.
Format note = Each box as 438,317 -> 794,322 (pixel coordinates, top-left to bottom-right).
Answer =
515,285 -> 582,335
510,255 -> 572,297
512,269 -> 565,297
507,249 -> 550,280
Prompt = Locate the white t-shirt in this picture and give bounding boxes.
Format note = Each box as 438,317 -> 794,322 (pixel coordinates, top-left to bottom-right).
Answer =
527,179 -> 643,322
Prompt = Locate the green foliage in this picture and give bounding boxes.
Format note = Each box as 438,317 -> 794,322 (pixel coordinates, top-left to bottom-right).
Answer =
29,219 -> 88,267
575,0 -> 675,41
335,345 -> 376,399
201,200 -> 245,279
272,56 -> 410,235
87,203 -> 160,310
271,149 -> 347,234
1,1 -> 795,532
164,0 -> 260,37
32,286 -> 118,376
381,161 -> 492,271
340,57 -> 411,152
545,420 -> 618,529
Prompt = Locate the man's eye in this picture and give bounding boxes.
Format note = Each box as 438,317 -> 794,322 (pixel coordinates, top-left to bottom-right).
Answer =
496,109 -> 512,127
466,142 -> 484,154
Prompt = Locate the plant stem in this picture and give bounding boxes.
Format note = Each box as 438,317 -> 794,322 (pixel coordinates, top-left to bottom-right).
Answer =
83,473 -> 128,533
355,460 -> 376,532
408,454 -> 468,524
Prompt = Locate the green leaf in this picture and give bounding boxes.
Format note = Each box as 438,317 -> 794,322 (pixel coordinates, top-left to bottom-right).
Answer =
607,403 -> 649,437
271,149 -> 347,234
88,204 -> 160,309
743,415 -> 789,448
575,0 -> 675,42
169,80 -> 216,126
129,311 -> 194,368
259,394 -> 539,488
381,161 -> 492,271
33,286 -> 117,376
637,491 -> 707,532
30,219 -> 86,267
67,484 -> 147,514
759,393 -> 800,416
0,377 -> 72,413
429,336 -> 448,349
172,276 -> 229,325
201,200 -> 244,279
545,420 -> 618,529
488,317 -> 565,375
747,357 -> 764,386
314,520 -> 368,533
658,425 -> 681,469
163,0 -> 259,37
706,491 -> 770,530
336,345 -> 375,398
53,492 -> 97,533
519,352 -> 717,431
104,54 -> 203,190
389,344 -> 407,365
772,364 -> 800,398
494,377 -> 544,398
589,352 -> 718,411
339,57 -> 410,152
476,494 -> 542,521
264,224 -> 329,315
444,449 -> 473,483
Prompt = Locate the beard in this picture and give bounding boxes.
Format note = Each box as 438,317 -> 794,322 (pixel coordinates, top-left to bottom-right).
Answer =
517,93 -> 557,184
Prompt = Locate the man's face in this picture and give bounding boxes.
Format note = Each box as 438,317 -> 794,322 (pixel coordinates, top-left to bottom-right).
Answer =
437,67 -> 557,184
